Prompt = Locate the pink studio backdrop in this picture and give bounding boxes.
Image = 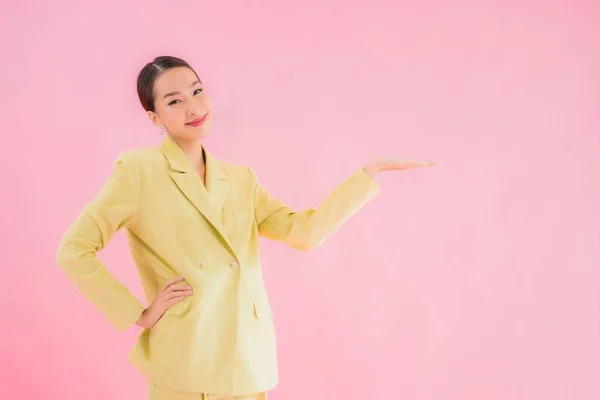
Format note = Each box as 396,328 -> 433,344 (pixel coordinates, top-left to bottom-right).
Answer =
1,1 -> 599,399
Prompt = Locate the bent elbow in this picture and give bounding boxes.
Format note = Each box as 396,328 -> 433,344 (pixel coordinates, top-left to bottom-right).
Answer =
55,238 -> 74,272
54,235 -> 97,276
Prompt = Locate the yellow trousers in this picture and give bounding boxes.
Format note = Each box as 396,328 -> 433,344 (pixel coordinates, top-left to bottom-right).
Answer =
148,385 -> 268,400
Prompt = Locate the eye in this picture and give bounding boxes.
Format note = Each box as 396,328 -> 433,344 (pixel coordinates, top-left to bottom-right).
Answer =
193,88 -> 203,95
168,99 -> 181,106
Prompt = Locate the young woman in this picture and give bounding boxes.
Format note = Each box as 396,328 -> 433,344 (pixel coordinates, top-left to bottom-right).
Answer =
55,55 -> 435,400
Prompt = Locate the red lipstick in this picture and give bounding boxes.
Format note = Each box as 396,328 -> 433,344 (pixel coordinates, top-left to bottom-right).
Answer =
186,114 -> 208,127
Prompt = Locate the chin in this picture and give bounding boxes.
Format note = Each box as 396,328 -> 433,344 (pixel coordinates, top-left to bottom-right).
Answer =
196,126 -> 211,139
185,125 -> 211,140
197,130 -> 211,140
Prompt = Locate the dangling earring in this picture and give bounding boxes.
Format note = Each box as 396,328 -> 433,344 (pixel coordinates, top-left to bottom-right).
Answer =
158,125 -> 166,136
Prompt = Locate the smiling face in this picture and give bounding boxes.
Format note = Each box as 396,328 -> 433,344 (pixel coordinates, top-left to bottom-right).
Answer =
147,66 -> 213,142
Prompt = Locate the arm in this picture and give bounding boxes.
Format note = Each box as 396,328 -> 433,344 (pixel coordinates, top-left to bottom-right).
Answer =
250,166 -> 381,251
55,152 -> 146,331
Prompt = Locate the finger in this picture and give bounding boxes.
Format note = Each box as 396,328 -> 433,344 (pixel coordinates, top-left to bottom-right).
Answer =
405,160 -> 436,168
163,297 -> 184,309
164,289 -> 193,301
163,295 -> 187,309
411,160 -> 435,166
164,283 -> 193,294
161,276 -> 185,292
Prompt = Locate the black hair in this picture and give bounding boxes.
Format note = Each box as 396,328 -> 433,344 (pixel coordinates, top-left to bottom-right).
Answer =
136,55 -> 200,112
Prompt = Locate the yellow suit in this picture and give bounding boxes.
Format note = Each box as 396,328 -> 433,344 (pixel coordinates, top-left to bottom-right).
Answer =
55,137 -> 380,396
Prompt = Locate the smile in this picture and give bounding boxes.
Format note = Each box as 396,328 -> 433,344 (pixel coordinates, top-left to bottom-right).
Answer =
185,114 -> 208,127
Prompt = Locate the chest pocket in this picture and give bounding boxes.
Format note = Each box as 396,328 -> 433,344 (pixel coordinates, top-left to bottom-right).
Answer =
221,202 -> 255,249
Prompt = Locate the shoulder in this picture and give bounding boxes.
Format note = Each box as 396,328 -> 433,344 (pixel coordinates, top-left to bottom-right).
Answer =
111,146 -> 168,177
107,146 -> 166,184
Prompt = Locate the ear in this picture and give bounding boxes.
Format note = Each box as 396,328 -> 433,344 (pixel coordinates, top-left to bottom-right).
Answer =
147,111 -> 160,127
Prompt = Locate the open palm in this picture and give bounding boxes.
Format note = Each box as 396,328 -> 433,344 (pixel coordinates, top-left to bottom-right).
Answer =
371,158 -> 436,172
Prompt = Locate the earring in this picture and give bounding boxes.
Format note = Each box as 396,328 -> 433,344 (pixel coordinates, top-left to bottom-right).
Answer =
158,125 -> 166,136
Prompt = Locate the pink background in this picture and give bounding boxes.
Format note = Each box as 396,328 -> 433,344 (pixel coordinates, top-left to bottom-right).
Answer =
2,1 -> 599,399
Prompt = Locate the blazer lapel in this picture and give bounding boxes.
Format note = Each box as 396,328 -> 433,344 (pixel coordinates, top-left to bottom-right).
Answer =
204,150 -> 230,221
160,138 -> 231,248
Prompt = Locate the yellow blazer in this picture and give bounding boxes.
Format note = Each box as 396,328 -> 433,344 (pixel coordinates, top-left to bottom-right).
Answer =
55,137 -> 380,396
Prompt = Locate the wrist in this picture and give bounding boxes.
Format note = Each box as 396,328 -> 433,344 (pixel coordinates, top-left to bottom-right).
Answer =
135,309 -> 146,327
363,164 -> 381,178
136,308 -> 153,328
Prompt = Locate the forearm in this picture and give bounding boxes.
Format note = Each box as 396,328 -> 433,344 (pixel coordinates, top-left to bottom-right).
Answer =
257,168 -> 380,250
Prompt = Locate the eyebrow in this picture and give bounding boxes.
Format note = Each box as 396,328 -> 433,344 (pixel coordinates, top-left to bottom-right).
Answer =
163,80 -> 202,99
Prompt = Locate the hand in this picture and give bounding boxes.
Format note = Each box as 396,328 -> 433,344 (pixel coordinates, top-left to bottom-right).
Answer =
363,158 -> 436,177
136,276 -> 193,329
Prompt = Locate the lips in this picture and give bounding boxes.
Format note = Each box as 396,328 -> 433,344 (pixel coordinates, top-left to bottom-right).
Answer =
185,114 -> 208,127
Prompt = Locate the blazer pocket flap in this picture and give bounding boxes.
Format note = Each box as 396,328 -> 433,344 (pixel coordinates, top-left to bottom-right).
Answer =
253,298 -> 273,319
222,202 -> 252,212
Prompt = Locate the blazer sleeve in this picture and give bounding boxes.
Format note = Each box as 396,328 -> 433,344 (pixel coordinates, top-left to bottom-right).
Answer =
250,167 -> 380,251
55,152 -> 146,331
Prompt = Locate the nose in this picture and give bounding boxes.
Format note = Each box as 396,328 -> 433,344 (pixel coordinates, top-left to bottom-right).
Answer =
188,105 -> 207,118
188,98 -> 208,116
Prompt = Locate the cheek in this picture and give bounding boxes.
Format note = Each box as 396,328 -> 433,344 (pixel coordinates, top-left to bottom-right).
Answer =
160,107 -> 186,125
197,94 -> 211,109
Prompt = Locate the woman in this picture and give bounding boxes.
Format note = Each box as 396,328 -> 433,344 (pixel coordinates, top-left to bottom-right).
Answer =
55,55 -> 435,400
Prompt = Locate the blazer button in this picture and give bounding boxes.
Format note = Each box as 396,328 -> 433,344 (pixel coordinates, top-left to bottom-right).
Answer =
230,261 -> 239,269
197,259 -> 205,268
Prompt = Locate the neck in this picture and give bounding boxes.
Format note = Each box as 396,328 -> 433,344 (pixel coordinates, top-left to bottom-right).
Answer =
173,137 -> 205,172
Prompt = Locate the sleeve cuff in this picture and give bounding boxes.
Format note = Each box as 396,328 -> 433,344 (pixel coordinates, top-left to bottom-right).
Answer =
358,167 -> 381,191
112,302 -> 146,331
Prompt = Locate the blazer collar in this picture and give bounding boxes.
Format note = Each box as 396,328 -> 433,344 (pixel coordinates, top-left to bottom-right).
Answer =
160,136 -> 227,181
